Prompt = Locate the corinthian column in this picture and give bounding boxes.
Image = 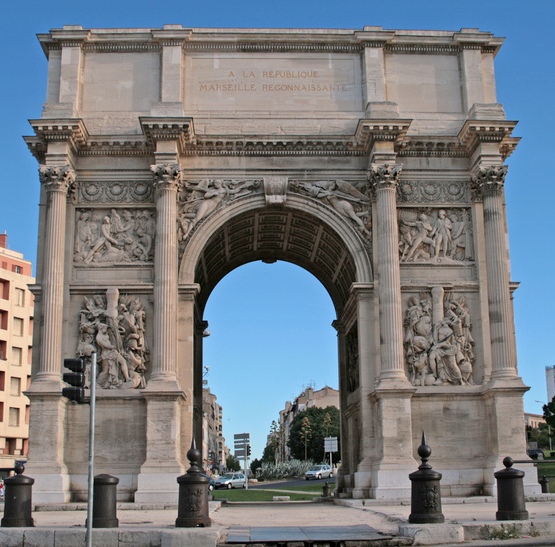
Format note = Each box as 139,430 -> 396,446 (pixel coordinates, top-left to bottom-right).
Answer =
472,165 -> 517,378
150,163 -> 181,385
369,163 -> 407,382
36,165 -> 75,383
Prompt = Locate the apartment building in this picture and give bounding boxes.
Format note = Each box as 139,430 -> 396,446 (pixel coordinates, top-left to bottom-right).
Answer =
277,386 -> 339,462
0,233 -> 34,473
202,387 -> 227,472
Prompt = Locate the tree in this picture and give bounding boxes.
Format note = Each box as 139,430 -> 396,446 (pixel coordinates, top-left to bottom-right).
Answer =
261,443 -> 275,464
288,406 -> 340,462
300,416 -> 312,460
226,454 -> 241,472
250,457 -> 262,475
542,398 -> 555,452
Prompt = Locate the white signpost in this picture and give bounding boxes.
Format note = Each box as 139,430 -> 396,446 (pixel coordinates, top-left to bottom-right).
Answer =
324,436 -> 338,469
234,433 -> 250,489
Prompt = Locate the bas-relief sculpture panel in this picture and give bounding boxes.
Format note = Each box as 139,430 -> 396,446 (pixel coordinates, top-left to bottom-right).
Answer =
398,207 -> 473,263
403,289 -> 475,387
74,207 -> 155,265
77,288 -> 149,390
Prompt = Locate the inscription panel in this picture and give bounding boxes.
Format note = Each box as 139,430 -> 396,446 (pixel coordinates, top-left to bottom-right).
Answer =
184,53 -> 363,113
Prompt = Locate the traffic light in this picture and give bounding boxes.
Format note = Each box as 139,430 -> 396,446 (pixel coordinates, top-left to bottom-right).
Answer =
62,357 -> 86,404
247,444 -> 251,457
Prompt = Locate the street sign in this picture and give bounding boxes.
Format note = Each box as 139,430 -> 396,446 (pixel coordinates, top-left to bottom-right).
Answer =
234,433 -> 250,441
324,436 -> 338,452
234,450 -> 246,458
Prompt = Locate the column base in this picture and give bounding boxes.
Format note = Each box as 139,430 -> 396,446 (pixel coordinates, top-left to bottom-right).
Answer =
135,467 -> 182,503
22,470 -> 71,503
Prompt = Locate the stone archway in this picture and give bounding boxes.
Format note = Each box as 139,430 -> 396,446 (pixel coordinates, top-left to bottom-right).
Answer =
178,191 -> 375,496
24,24 -> 537,503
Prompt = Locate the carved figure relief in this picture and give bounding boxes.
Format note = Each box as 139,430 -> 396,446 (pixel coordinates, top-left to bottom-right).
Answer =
178,179 -> 262,242
403,289 -> 475,386
290,180 -> 371,238
346,330 -> 360,393
398,208 -> 473,263
74,208 -> 155,264
77,288 -> 149,390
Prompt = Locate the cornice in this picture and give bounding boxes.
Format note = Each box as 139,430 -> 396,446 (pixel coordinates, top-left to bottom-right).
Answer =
36,26 -> 505,57
458,120 -> 519,158
139,117 -> 195,155
183,137 -> 361,156
354,119 -> 411,153
397,138 -> 467,158
181,41 -> 362,53
25,118 -> 89,162
24,116 -> 517,160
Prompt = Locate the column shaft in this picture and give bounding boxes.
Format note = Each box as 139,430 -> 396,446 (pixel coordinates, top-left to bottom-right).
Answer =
477,167 -> 517,377
37,166 -> 74,382
152,164 -> 180,381
371,165 -> 405,380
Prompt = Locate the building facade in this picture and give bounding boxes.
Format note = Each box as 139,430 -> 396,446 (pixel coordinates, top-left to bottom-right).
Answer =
278,386 -> 339,461
0,234 -> 34,473
202,387 -> 226,472
24,24 -> 535,502
546,366 -> 555,404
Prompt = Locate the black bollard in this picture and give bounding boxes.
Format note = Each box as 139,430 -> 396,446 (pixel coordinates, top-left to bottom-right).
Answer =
495,457 -> 528,520
539,476 -> 549,494
322,481 -> 331,498
408,433 -> 444,524
176,439 -> 211,527
92,474 -> 119,528
1,461 -> 35,527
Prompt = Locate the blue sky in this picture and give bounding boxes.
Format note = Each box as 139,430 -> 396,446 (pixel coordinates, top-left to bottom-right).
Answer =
2,1 -> 554,460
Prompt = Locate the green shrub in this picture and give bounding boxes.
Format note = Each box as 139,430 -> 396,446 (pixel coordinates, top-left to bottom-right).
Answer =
255,459 -> 315,480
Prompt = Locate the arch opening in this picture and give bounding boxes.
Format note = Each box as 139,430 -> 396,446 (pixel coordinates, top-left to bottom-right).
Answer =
184,204 -> 368,317
202,261 -> 338,463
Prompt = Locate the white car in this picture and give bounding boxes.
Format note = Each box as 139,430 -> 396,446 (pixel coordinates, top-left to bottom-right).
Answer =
305,464 -> 333,480
214,472 -> 247,489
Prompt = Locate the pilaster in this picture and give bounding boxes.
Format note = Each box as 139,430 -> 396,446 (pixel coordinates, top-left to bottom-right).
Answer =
472,166 -> 519,380
148,163 -> 182,388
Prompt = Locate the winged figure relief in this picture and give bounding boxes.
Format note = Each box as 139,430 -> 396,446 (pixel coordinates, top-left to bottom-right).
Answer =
295,180 -> 371,236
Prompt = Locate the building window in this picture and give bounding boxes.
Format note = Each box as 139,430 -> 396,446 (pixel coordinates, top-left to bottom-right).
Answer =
10,377 -> 21,397
12,347 -> 22,366
0,310 -> 7,330
0,340 -> 6,360
9,407 -> 20,427
0,401 -> 3,422
15,288 -> 25,306
0,278 -> 9,300
0,370 -> 5,391
5,438 -> 17,455
13,265 -> 22,274
13,317 -> 23,336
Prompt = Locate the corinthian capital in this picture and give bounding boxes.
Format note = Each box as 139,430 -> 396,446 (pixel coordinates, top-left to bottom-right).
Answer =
471,165 -> 508,198
39,165 -> 76,193
151,163 -> 182,191
368,163 -> 402,191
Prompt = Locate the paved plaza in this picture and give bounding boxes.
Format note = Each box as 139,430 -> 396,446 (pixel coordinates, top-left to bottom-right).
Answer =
2,495 -> 555,546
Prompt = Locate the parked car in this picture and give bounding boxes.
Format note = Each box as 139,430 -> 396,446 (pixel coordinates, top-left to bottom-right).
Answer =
214,472 -> 247,489
305,464 -> 333,480
201,474 -> 216,491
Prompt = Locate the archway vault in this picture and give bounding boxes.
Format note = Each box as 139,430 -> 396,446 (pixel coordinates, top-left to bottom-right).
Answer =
180,198 -> 373,316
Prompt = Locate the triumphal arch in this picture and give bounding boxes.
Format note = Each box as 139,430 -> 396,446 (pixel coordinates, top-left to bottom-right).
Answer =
24,24 -> 536,502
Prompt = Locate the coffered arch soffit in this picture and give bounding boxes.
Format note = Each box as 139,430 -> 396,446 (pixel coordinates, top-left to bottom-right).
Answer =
179,194 -> 373,315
